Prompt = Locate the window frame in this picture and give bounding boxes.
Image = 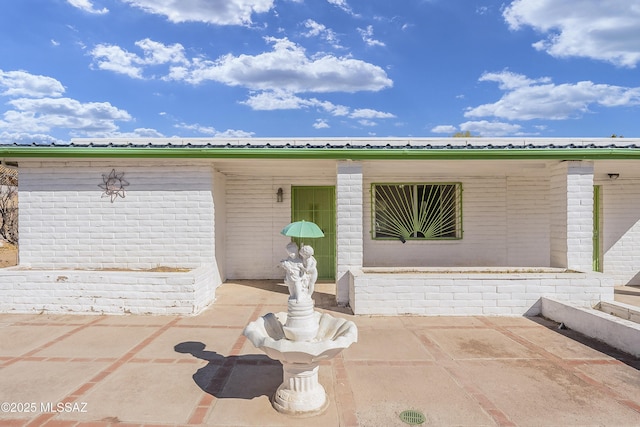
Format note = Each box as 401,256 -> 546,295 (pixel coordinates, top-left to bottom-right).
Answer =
371,182 -> 463,241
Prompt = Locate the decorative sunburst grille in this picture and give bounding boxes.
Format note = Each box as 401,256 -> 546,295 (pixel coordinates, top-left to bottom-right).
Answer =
373,183 -> 461,241
99,169 -> 129,202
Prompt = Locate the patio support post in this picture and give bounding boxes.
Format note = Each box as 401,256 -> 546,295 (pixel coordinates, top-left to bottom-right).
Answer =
336,161 -> 363,306
550,160 -> 594,272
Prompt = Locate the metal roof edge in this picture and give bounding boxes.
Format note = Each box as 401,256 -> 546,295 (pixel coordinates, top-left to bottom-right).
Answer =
2,145 -> 640,160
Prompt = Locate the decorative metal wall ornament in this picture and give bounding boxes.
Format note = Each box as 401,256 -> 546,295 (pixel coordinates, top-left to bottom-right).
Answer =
99,169 -> 129,202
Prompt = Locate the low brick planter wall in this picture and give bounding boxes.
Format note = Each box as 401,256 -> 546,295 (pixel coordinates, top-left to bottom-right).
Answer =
349,267 -> 614,316
0,265 -> 218,315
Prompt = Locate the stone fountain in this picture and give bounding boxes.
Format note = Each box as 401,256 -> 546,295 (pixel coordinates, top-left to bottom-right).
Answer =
243,241 -> 358,416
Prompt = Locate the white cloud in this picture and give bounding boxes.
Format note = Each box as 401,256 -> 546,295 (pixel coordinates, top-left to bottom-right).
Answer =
85,127 -> 166,138
121,0 -> 274,26
175,122 -> 218,135
349,108 -> 395,119
0,70 -> 65,98
431,125 -> 457,134
3,97 -> 131,134
175,121 -> 254,137
0,131 -> 65,145
91,44 -> 145,78
503,0 -> 640,67
214,129 -> 255,138
465,70 -> 640,120
0,70 -> 131,138
168,37 -> 392,93
240,90 -> 395,127
134,39 -> 188,66
93,37 -> 392,94
301,20 -> 342,48
91,39 -> 188,79
241,90 -> 310,110
459,121 -> 522,137
478,70 -> 550,90
327,0 -> 356,15
358,26 -> 385,48
241,90 -> 350,116
313,119 -> 330,129
67,0 -> 108,14
126,128 -> 165,137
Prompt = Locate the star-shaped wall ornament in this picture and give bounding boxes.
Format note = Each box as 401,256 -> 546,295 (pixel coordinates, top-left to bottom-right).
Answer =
98,169 -> 129,202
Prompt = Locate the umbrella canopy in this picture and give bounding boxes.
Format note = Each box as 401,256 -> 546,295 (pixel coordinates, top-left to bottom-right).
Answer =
281,220 -> 325,238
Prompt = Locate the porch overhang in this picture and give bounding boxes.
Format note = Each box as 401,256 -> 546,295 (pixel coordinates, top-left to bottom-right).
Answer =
3,137 -> 640,161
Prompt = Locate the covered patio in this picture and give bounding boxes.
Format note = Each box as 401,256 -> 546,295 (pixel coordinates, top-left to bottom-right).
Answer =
1,138 -> 640,315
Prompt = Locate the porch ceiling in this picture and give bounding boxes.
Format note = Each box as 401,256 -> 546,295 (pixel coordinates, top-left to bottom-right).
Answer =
362,159 -> 551,177
213,158 -> 338,177
213,159 -> 555,178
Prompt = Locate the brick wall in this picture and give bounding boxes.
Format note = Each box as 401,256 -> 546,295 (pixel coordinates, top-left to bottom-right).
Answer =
3,160 -> 221,314
18,161 -> 216,270
0,266 -> 215,315
550,161 -> 594,271
336,161 -> 363,304
350,269 -> 613,316
602,179 -> 640,285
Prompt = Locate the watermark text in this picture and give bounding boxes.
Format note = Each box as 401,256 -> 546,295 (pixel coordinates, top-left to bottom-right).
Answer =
1,402 -> 88,413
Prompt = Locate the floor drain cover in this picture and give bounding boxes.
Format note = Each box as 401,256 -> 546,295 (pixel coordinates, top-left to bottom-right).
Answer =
399,409 -> 426,425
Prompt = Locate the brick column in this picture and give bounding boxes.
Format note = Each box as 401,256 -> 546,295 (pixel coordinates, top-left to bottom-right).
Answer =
336,161 -> 363,306
550,161 -> 594,271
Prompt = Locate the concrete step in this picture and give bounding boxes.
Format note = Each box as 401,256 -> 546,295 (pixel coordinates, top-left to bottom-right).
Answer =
615,285 -> 640,296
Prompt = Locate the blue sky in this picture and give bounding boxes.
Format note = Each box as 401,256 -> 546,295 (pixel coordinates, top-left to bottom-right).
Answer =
1,0 -> 639,143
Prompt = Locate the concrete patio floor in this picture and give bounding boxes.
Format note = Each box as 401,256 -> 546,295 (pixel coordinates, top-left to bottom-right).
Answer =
1,280 -> 639,427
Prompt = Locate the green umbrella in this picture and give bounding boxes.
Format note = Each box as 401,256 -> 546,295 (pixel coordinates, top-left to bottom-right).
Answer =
281,220 -> 325,238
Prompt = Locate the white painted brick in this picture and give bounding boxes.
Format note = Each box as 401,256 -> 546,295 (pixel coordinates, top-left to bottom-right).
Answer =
351,270 -> 611,316
454,292 -> 483,300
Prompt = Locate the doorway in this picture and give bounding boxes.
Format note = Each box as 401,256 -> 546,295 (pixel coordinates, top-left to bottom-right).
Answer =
291,186 -> 336,280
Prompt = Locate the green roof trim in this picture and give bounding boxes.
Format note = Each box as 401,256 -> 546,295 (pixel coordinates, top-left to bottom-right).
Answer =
2,146 -> 640,160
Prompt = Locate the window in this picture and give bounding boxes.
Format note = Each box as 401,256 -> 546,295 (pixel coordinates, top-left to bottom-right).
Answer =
372,183 -> 462,241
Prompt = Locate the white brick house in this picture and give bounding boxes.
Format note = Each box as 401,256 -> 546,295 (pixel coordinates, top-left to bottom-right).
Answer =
1,138 -> 639,315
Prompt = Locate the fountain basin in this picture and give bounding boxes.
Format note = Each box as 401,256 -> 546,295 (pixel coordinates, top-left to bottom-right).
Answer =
243,311 -> 358,415
243,311 -> 358,363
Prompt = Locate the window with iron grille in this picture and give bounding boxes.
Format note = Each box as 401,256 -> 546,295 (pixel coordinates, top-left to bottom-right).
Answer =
372,183 -> 462,241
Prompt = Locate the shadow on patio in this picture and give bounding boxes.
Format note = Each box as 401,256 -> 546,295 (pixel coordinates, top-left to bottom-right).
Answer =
174,341 -> 282,400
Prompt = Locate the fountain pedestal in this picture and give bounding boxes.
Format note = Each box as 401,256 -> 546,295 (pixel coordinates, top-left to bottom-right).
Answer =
273,361 -> 328,415
283,298 -> 318,341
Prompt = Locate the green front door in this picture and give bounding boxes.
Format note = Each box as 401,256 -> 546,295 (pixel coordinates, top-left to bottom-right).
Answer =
291,186 -> 336,280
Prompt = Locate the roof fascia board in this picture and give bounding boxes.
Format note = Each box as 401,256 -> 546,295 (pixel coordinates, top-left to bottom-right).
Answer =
2,146 -> 640,160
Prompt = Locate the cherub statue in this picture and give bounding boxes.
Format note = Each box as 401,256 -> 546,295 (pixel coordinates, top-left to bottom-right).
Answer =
299,244 -> 318,297
279,242 -> 308,302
